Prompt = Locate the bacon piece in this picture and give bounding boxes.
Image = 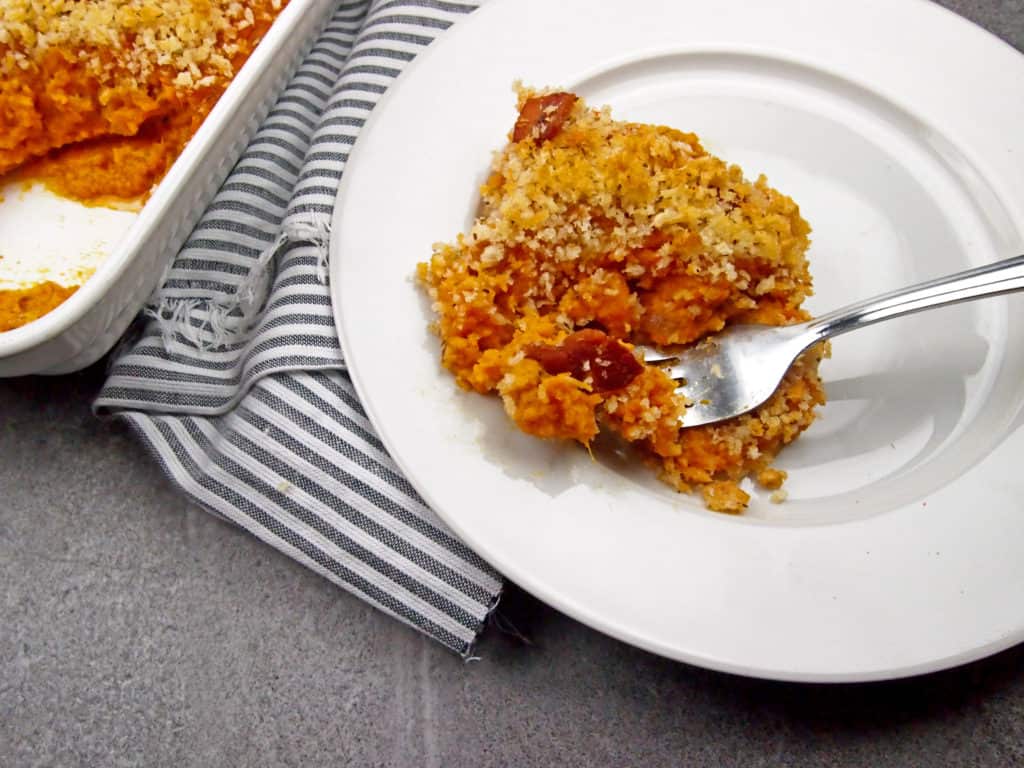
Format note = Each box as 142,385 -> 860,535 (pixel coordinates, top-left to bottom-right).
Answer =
512,92 -> 577,143
525,329 -> 643,392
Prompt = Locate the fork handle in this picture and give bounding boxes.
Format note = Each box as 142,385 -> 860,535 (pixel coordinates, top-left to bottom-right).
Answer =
806,254 -> 1024,342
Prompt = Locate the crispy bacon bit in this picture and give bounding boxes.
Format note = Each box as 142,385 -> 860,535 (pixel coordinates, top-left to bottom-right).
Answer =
525,329 -> 643,392
642,230 -> 669,250
512,92 -> 578,143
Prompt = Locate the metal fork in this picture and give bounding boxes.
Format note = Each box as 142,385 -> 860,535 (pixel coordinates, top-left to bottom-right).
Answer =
641,254 -> 1024,428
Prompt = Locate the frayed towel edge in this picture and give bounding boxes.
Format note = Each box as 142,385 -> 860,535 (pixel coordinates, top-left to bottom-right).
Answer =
147,214 -> 333,353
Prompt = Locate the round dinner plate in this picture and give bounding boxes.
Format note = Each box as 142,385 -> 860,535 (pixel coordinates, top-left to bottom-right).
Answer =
331,0 -> 1024,681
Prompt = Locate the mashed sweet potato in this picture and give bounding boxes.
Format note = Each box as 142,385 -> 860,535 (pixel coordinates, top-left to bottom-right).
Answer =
418,87 -> 827,512
0,282 -> 78,332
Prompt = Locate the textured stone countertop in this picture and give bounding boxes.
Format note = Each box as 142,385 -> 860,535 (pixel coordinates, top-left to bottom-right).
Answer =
3,2 -> 1024,765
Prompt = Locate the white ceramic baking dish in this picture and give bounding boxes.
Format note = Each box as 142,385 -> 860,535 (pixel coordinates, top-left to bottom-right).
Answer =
0,0 -> 336,377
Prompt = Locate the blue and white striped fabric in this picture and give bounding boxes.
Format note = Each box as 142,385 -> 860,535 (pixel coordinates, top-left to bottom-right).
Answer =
94,0 -> 503,656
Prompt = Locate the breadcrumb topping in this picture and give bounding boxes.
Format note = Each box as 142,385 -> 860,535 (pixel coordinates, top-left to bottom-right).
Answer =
0,0 -> 281,87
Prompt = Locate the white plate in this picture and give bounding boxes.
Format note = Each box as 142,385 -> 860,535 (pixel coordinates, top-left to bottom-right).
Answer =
331,0 -> 1024,681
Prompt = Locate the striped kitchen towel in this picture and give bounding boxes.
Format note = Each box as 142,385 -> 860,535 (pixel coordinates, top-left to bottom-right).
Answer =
94,0 -> 504,656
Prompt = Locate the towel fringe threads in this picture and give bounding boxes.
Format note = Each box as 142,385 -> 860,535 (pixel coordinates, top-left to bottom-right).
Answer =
148,214 -> 333,353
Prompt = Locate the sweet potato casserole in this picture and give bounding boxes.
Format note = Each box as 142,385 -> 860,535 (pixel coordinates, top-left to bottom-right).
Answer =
418,87 -> 827,512
0,0 -> 286,331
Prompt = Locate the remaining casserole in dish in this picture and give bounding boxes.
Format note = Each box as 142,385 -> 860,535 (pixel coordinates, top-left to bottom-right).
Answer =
0,0 -> 334,375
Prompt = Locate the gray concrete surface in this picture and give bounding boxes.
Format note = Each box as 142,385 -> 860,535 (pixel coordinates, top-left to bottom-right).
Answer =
3,3 -> 1024,766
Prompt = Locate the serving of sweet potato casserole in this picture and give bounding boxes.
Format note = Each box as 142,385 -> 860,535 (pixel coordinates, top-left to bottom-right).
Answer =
418,87 -> 827,512
0,0 -> 286,331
